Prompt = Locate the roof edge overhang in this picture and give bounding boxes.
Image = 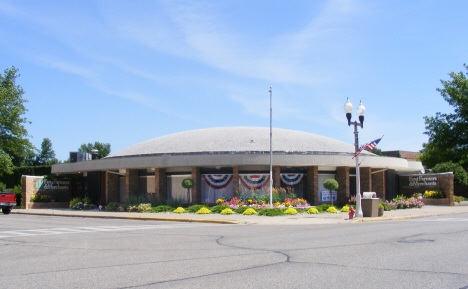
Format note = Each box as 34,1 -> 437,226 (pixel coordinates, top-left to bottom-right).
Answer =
52,153 -> 417,174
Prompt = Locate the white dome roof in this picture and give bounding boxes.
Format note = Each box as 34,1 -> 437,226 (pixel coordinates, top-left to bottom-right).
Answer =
107,127 -> 361,158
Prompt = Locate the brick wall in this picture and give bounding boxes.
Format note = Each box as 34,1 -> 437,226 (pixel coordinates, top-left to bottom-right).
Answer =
273,166 -> 281,188
305,166 -> 318,205
232,166 -> 239,197
21,175 -> 72,209
360,167 -> 372,193
439,173 -> 454,206
125,169 -> 139,200
105,171 -> 120,203
191,167 -> 201,205
154,168 -> 167,200
336,167 -> 349,206
372,170 -> 386,200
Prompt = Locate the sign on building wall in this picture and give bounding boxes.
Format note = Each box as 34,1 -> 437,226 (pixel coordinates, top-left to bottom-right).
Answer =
400,174 -> 440,195
321,191 -> 337,202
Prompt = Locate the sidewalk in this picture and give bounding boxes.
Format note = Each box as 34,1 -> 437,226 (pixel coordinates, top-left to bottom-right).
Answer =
10,202 -> 468,225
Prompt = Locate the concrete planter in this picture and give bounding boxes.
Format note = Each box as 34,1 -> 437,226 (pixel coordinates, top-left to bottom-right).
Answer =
419,198 -> 450,206
27,202 -> 69,209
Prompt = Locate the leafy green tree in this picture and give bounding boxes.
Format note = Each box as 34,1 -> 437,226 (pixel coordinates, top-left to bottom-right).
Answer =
37,138 -> 58,165
0,66 -> 34,175
365,147 -> 383,156
78,142 -> 111,159
421,64 -> 468,169
431,162 -> 467,186
323,179 -> 339,206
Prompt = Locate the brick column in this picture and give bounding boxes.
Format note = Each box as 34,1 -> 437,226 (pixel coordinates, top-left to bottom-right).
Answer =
125,169 -> 139,200
273,166 -> 281,188
306,166 -> 318,205
105,171 -> 119,203
372,170 -> 386,200
336,167 -> 350,206
191,167 -> 201,205
360,167 -> 372,193
232,166 -> 239,197
439,173 -> 454,206
154,168 -> 167,200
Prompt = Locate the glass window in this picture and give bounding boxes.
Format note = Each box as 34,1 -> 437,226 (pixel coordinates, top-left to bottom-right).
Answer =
280,173 -> 304,198
318,174 -> 337,202
167,175 -> 191,202
201,174 -> 233,203
238,174 -> 270,196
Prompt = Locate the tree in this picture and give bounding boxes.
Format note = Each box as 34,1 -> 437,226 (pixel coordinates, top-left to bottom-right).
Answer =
182,178 -> 194,205
0,66 -> 34,175
323,179 -> 339,206
78,142 -> 111,159
431,162 -> 467,186
366,147 -> 383,156
421,64 -> 468,169
37,138 -> 58,165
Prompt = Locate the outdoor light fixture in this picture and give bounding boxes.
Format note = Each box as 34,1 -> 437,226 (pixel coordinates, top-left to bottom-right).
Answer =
344,99 -> 366,218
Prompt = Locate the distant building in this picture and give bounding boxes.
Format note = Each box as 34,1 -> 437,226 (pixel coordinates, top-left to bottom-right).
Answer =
382,151 -> 420,162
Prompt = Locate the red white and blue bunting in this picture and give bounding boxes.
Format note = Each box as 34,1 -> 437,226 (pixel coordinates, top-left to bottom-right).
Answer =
239,174 -> 270,190
280,174 -> 304,187
203,174 -> 233,189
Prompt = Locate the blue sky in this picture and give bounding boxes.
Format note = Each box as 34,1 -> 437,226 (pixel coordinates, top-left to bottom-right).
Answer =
1,0 -> 467,161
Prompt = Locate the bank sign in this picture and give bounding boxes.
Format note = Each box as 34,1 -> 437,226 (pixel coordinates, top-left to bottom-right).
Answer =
35,179 -> 70,190
400,174 -> 439,193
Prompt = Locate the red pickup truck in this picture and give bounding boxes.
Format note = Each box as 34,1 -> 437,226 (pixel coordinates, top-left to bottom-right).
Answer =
0,192 -> 16,214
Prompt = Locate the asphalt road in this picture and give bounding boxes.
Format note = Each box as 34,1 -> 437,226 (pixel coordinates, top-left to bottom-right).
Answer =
1,214 -> 467,289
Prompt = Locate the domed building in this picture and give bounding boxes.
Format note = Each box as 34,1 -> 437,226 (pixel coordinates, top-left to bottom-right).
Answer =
52,127 -> 424,205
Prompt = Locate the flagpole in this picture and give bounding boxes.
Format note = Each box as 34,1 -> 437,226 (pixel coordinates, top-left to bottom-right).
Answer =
354,124 -> 363,218
269,86 -> 273,208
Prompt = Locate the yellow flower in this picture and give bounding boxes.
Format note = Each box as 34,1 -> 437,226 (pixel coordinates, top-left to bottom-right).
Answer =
173,207 -> 185,213
307,208 -> 319,214
243,208 -> 258,215
220,208 -> 234,215
284,208 -> 297,215
216,199 -> 224,204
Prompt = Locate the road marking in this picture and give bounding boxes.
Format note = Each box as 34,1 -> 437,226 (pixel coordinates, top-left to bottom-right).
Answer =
0,223 -> 223,239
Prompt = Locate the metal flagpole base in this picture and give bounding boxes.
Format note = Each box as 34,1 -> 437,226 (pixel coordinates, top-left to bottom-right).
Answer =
355,193 -> 363,218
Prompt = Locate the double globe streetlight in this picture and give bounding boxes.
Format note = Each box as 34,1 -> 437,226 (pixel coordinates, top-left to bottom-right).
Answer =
344,99 -> 366,218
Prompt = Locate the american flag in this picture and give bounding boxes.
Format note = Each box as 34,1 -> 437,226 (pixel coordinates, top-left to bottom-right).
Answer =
353,137 -> 383,159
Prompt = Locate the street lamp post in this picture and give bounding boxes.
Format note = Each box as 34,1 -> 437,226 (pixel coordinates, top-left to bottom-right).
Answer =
344,99 -> 366,218
269,86 -> 273,208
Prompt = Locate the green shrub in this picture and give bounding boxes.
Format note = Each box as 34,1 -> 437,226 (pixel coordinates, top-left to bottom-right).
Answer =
378,203 -> 384,209
258,208 -> 284,216
70,198 -> 81,206
432,162 -> 467,186
210,205 -> 229,213
454,196 -> 465,203
284,208 -> 298,215
380,202 -> 392,211
316,204 -> 332,212
307,208 -> 319,214
242,208 -> 258,215
82,196 -> 92,204
105,202 -> 120,212
326,207 -> 338,213
128,205 -> 138,212
186,204 -> 209,213
234,206 -> 251,214
220,208 -> 234,215
151,205 -> 175,212
173,207 -> 185,213
0,182 -> 6,192
196,207 -> 211,214
137,203 -> 152,212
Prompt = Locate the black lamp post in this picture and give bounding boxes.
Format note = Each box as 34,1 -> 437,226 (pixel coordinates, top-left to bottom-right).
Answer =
344,98 -> 366,218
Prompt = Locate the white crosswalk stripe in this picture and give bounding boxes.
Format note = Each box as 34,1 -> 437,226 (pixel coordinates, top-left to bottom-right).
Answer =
0,223 -> 222,239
